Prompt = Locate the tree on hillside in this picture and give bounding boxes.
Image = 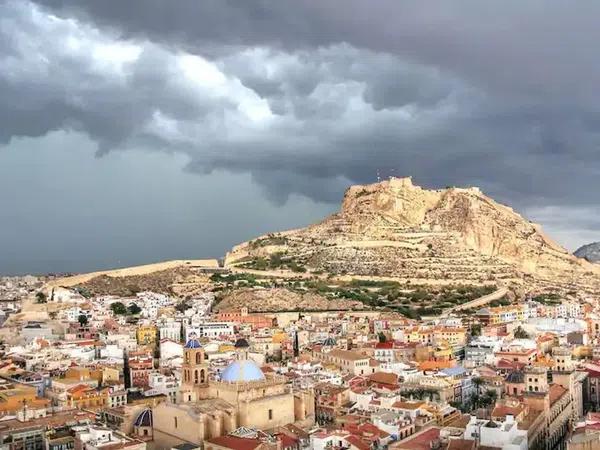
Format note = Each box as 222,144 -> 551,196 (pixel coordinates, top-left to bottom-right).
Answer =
175,300 -> 190,313
514,326 -> 529,339
127,303 -> 142,315
78,314 -> 88,326
378,332 -> 387,343
35,292 -> 47,303
110,302 -> 127,315
470,323 -> 481,337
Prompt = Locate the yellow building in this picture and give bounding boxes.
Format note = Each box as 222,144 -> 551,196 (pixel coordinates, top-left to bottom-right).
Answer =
137,325 -> 159,347
432,327 -> 467,347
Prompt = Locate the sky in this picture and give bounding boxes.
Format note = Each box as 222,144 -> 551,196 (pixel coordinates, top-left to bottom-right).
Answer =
2,1 -> 600,275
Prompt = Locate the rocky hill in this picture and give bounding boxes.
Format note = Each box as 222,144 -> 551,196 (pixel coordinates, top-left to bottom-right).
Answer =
214,288 -> 364,312
73,266 -> 211,298
226,177 -> 600,292
574,242 -> 600,263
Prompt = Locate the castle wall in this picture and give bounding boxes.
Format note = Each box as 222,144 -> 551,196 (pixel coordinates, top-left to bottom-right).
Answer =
152,403 -> 206,447
238,392 -> 295,430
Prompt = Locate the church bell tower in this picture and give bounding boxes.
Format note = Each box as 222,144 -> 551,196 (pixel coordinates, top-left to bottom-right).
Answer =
179,334 -> 209,402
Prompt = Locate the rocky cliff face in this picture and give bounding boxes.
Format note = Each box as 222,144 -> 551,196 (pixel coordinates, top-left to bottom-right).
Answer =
574,242 -> 600,263
226,177 -> 600,291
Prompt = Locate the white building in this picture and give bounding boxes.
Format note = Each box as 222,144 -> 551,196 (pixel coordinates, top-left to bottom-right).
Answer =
160,339 -> 183,361
184,322 -> 234,339
464,415 -> 527,450
74,425 -> 145,450
146,372 -> 178,403
136,291 -> 173,319
99,344 -> 124,362
157,318 -> 182,341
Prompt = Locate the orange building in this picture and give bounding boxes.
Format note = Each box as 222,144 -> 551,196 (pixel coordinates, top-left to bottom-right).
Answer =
66,384 -> 110,409
0,382 -> 49,417
215,307 -> 274,330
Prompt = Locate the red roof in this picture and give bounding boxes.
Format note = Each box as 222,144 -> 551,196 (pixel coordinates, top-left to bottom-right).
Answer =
275,433 -> 298,449
496,359 -> 526,370
375,342 -> 394,349
205,436 -> 262,450
393,427 -> 440,450
345,435 -> 371,450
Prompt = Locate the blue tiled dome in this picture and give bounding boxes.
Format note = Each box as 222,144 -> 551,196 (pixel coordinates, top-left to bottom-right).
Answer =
184,338 -> 202,349
220,360 -> 265,383
134,409 -> 152,427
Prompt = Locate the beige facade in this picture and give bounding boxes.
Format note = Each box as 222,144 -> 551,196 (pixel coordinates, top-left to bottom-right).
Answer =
152,340 -> 314,448
522,366 -> 573,450
317,349 -> 375,376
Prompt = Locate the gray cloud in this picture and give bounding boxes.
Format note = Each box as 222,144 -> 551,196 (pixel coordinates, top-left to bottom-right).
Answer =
2,0 -> 600,256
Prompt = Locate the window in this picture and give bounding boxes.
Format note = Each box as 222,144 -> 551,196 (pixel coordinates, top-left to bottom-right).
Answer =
269,409 -> 273,420
174,417 -> 178,428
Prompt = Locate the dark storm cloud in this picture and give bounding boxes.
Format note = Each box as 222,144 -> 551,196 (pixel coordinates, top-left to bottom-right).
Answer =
3,0 -> 600,244
31,0 -> 600,103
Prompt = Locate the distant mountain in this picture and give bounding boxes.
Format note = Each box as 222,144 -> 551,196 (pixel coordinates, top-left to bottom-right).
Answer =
574,242 -> 600,263
226,177 -> 600,292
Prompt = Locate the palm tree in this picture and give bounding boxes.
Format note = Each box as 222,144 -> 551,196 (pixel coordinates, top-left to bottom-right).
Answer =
481,389 -> 498,408
472,376 -> 484,395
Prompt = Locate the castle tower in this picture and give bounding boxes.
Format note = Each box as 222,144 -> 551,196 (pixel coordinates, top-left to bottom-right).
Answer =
524,366 -> 548,394
551,347 -> 581,421
179,334 -> 209,402
552,347 -> 575,398
552,347 -> 573,373
523,366 -> 550,413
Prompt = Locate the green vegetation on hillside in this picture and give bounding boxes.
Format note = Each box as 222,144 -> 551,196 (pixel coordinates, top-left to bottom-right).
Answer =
248,234 -> 288,249
238,253 -> 307,273
210,272 -> 497,320
531,292 -> 561,305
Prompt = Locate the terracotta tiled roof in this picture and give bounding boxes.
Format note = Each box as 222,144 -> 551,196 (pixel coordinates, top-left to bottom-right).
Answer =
492,404 -> 524,418
368,372 -> 398,385
205,436 -> 262,450
448,439 -> 476,450
392,401 -> 426,410
391,427 -> 440,450
549,384 -> 567,406
345,435 -> 370,450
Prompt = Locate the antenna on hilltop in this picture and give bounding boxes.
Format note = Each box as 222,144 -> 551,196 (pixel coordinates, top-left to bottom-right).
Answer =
376,170 -> 381,182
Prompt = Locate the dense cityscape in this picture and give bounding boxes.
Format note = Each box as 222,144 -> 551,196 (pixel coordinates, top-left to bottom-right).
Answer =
1,228 -> 600,450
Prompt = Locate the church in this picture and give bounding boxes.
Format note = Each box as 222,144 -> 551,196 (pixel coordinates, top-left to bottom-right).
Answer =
152,337 -> 314,448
